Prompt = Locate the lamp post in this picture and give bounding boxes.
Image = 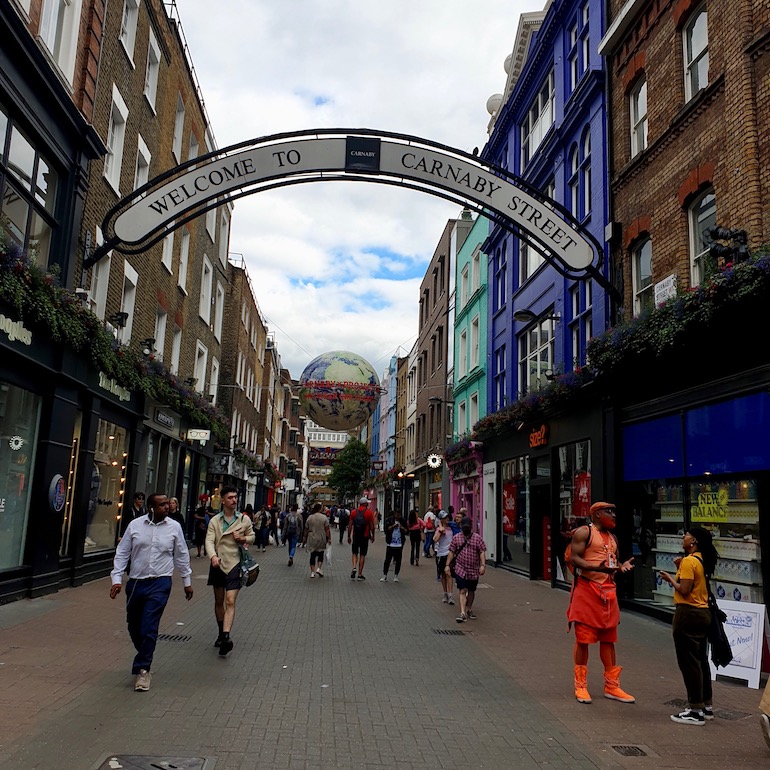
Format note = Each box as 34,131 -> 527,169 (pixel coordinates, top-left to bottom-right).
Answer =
397,471 -> 415,519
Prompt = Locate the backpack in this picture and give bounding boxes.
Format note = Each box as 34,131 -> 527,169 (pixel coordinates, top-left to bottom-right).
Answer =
352,509 -> 367,537
285,513 -> 298,536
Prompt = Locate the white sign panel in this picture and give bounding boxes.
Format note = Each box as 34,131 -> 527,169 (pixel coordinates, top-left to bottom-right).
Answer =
654,274 -> 677,305
187,429 -> 211,441
709,599 -> 766,689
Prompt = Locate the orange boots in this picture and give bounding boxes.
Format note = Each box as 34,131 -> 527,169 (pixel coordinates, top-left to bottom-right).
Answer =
603,665 -> 636,703
574,665 -> 592,703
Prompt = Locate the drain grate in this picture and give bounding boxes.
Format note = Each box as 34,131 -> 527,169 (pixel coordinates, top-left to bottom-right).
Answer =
610,745 -> 648,757
93,756 -> 208,770
156,634 -> 191,642
432,629 -> 466,636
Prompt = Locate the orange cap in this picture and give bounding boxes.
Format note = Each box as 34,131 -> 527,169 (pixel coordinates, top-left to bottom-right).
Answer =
590,501 -> 615,514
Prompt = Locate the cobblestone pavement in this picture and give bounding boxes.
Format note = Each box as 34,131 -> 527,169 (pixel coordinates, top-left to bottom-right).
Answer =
0,537 -> 767,770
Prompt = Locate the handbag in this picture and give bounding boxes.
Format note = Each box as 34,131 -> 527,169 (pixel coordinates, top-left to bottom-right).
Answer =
695,556 -> 733,668
239,547 -> 260,587
449,537 -> 470,578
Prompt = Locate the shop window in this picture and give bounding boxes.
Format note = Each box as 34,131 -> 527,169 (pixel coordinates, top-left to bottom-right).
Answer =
0,382 -> 41,569
85,419 -> 128,552
501,456 -> 530,573
59,412 -> 82,557
555,440 -> 592,583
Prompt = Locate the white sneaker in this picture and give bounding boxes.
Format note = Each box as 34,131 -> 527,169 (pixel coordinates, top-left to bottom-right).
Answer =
447,595 -> 455,605
310,572 -> 316,578
442,593 -> 448,603
134,669 -> 151,691
761,713 -> 770,749
380,576 -> 387,582
393,576 -> 399,582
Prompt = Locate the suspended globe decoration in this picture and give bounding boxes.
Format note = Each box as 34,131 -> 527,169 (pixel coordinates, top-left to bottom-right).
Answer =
299,351 -> 380,431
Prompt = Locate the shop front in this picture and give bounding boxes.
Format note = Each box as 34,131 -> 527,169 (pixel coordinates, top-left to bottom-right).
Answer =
620,381 -> 770,617
482,400 -> 609,582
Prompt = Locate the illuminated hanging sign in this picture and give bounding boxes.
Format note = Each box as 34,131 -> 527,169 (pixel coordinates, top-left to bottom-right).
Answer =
0,313 -> 32,345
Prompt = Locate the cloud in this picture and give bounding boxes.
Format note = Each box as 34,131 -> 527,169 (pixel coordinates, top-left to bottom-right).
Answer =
177,0 -> 525,376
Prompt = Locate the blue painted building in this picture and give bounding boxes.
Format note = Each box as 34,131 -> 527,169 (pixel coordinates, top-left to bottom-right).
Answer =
476,1 -> 615,580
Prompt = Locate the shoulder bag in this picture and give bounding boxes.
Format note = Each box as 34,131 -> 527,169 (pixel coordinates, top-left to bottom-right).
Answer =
239,546 -> 260,587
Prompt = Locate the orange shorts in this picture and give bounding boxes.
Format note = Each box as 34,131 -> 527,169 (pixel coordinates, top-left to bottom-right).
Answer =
573,621 -> 617,644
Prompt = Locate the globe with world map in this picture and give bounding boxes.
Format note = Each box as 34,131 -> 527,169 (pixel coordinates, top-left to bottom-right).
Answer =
299,351 -> 380,431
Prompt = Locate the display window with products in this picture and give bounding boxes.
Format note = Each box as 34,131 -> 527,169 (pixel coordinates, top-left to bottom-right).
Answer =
500,456 -> 530,571
622,391 -> 770,611
555,440 -> 592,583
0,381 -> 41,570
85,419 -> 128,553
59,412 -> 82,557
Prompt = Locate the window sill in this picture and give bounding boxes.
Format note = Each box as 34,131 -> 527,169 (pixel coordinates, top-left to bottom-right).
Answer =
161,261 -> 173,275
119,39 -> 136,70
103,173 -> 121,198
177,284 -> 188,296
143,93 -> 158,115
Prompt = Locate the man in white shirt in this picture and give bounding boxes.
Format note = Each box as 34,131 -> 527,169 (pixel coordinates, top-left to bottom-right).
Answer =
110,493 -> 193,692
422,506 -> 437,560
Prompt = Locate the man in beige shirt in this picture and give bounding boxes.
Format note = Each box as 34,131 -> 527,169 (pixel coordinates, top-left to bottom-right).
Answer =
303,503 -> 331,579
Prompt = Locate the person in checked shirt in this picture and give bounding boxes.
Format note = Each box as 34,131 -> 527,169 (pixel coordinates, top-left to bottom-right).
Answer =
445,516 -> 486,623
110,493 -> 193,692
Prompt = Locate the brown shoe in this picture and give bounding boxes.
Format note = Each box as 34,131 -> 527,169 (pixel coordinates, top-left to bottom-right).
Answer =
134,669 -> 151,691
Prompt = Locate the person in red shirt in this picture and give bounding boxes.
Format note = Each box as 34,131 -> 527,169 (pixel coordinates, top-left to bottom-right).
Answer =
347,497 -> 376,580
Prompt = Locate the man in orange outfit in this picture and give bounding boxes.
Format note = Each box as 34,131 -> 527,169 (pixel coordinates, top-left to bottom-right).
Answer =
567,501 -> 635,705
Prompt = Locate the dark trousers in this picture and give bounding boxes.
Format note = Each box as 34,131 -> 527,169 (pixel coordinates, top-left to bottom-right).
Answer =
125,576 -> 172,674
384,545 -> 403,575
672,604 -> 713,708
260,527 -> 270,548
338,518 -> 348,543
409,531 -> 421,564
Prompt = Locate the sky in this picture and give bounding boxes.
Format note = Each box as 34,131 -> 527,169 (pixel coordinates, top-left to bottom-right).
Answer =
177,0 -> 531,380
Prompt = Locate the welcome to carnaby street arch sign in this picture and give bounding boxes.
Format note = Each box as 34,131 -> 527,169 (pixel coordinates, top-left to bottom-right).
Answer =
85,128 -> 610,289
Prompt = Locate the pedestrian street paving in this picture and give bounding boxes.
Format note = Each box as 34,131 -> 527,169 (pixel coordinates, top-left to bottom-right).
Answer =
0,537 -> 767,770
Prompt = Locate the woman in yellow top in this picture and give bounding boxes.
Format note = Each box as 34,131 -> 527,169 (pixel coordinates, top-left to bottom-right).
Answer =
659,526 -> 719,726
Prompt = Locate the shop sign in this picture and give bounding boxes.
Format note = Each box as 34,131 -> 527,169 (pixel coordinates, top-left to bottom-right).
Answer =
48,474 -> 66,513
529,424 -> 549,449
0,313 -> 32,345
188,428 -> 211,441
691,490 -> 728,522
98,372 -> 131,402
155,409 -> 175,430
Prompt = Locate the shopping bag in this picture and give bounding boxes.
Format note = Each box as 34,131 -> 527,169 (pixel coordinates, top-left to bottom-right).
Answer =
324,544 -> 332,567
239,547 -> 260,587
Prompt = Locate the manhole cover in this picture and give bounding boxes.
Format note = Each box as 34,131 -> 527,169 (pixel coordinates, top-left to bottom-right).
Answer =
432,629 -> 466,635
156,634 -> 191,642
610,745 -> 647,757
93,756 -> 209,770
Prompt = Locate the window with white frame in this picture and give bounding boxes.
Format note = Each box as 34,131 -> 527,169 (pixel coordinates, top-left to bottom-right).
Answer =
521,70 -> 554,167
632,238 -> 653,315
458,330 -> 468,378
630,77 -> 648,157
568,23 -> 579,92
470,392 -> 479,428
689,188 -> 716,285
119,260 -> 138,344
568,145 -> 579,218
206,201 -> 216,241
153,306 -> 167,359
194,341 -> 207,393
172,94 -> 185,162
470,316 -> 479,369
143,27 -> 160,110
40,0 -> 84,84
581,3 -> 590,76
493,244 -> 507,313
188,131 -> 199,165
118,0 -> 140,63
457,400 -> 467,436
519,317 -> 555,393
585,280 -> 593,342
460,264 -> 470,307
520,241 -> 544,283
219,212 -> 229,264
89,227 -> 111,320
160,225 -> 173,273
236,352 -> 243,386
570,284 -> 580,367
214,281 -> 225,341
104,85 -> 129,194
494,345 -> 506,409
133,134 -> 151,191
170,325 -> 181,374
581,131 -> 591,218
199,255 -> 212,323
471,248 -> 480,292
209,358 -> 220,404
684,5 -> 708,101
178,229 -> 189,291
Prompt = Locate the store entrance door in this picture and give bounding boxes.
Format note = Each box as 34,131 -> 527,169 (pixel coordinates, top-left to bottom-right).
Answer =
529,482 -> 552,580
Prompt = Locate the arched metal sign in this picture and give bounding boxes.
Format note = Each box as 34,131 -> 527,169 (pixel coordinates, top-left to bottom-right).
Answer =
85,129 -> 609,288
